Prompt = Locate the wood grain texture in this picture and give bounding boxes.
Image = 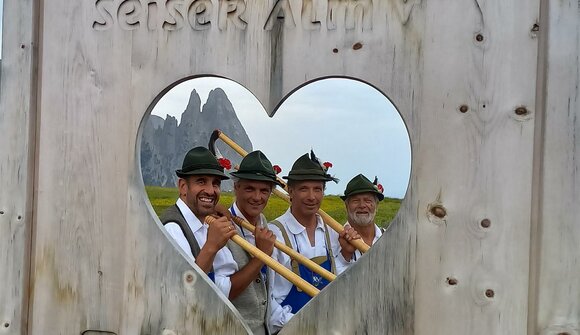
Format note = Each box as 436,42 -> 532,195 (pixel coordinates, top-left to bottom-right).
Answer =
412,1 -> 539,334
5,0 -> 572,334
280,0 -> 540,333
0,0 -> 37,334
529,1 -> 580,334
28,1 -> 253,333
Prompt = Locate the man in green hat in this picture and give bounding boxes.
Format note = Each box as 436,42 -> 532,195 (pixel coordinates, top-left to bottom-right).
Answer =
161,146 -> 238,297
338,174 -> 386,263
226,150 -> 281,335
267,150 -> 359,332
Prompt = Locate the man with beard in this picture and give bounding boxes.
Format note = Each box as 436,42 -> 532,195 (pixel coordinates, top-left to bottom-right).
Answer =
226,150 -> 280,335
268,151 -> 359,332
161,146 -> 238,297
338,174 -> 385,262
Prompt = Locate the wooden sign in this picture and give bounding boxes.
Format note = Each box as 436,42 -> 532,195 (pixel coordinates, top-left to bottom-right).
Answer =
0,0 -> 578,334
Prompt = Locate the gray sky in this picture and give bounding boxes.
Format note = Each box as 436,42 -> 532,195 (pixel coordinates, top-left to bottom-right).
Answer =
152,77 -> 411,198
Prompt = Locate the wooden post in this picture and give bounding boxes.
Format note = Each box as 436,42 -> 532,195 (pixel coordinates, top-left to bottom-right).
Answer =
528,1 -> 580,334
0,0 -> 38,333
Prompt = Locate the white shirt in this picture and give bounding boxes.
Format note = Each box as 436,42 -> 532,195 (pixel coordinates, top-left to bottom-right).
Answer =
230,201 -> 276,335
164,198 -> 238,297
230,202 -> 269,246
267,208 -> 350,332
345,222 -> 383,262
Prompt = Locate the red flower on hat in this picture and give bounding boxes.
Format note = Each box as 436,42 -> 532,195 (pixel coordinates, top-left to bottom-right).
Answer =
323,161 -> 333,169
218,158 -> 232,170
377,184 -> 384,193
273,165 -> 282,174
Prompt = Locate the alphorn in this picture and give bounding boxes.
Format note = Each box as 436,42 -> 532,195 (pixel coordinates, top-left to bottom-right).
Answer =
214,204 -> 336,282
204,216 -> 320,297
230,215 -> 337,282
209,129 -> 371,254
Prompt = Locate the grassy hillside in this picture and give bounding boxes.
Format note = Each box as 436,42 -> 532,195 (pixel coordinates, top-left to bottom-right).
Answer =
146,186 -> 401,228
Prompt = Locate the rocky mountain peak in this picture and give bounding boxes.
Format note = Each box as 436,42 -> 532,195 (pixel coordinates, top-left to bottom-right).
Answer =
141,88 -> 253,190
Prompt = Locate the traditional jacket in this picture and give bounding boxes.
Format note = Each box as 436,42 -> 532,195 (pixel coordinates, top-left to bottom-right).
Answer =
161,199 -> 238,296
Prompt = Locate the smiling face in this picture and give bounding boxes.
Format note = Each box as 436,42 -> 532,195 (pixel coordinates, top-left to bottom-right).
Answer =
179,175 -> 222,221
345,192 -> 378,226
288,180 -> 325,219
234,179 -> 274,223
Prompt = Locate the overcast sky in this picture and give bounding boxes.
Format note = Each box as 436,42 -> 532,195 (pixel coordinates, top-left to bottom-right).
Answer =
151,77 -> 411,198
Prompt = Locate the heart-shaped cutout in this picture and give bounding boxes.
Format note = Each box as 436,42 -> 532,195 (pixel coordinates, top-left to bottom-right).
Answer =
140,76 -> 411,333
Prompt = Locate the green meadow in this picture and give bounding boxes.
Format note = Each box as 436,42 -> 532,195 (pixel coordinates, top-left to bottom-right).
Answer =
146,186 -> 401,228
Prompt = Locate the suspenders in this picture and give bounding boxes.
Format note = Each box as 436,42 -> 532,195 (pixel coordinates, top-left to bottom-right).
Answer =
270,220 -> 337,277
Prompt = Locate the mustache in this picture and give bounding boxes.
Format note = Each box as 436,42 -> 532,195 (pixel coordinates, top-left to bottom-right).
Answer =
198,192 -> 217,200
348,210 -> 377,225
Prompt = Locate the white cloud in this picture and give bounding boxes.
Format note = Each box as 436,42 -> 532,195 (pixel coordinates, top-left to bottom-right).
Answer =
150,77 -> 411,198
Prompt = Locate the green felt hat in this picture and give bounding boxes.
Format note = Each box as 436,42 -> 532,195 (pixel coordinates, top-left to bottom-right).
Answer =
341,174 -> 384,201
175,146 -> 229,180
283,150 -> 338,183
230,150 -> 282,186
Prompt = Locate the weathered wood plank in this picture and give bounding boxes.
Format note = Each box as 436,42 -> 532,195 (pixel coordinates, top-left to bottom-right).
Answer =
28,1 -> 252,333
280,0 -> 540,333
15,0 -> 554,334
529,1 -> 580,334
412,1 -> 539,334
0,0 -> 37,334
274,1 -> 421,333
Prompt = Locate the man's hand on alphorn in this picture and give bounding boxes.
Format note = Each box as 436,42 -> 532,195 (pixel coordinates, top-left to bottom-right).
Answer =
254,226 -> 276,256
338,226 -> 361,262
206,215 -> 237,252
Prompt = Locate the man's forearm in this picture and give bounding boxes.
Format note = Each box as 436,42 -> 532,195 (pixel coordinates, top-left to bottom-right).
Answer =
195,245 -> 218,273
340,248 -> 354,262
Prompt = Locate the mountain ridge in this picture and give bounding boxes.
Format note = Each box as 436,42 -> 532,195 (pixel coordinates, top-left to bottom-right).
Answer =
141,88 -> 253,191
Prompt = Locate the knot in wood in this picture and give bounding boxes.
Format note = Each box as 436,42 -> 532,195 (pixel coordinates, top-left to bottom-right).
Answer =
485,289 -> 495,298
459,105 -> 469,113
475,34 -> 484,42
446,277 -> 458,286
480,219 -> 491,228
430,205 -> 446,218
353,42 -> 363,50
183,270 -> 197,289
515,107 -> 528,116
